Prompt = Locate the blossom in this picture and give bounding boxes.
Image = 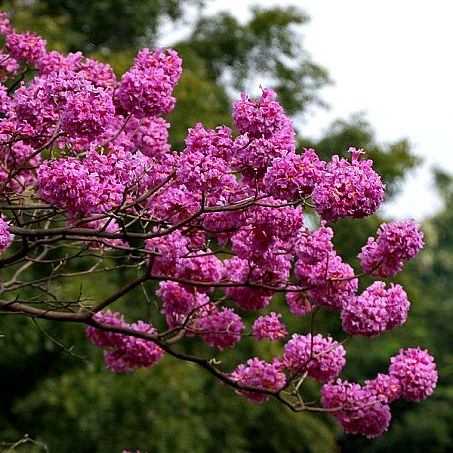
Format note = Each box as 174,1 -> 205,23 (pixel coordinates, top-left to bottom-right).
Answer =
156,281 -> 211,331
253,313 -> 288,340
295,251 -> 358,309
185,122 -> 233,160
389,348 -> 438,402
233,88 -> 291,139
222,257 -> 273,311
230,358 -> 286,402
231,131 -> 294,175
281,333 -> 346,381
60,86 -> 115,140
6,31 -> 46,64
86,311 -> 164,373
116,48 -> 181,118
0,11 -> 11,36
176,150 -> 230,192
263,149 -> 325,200
197,308 -> 243,349
285,291 -> 312,316
364,373 -> 401,403
123,116 -> 171,158
0,50 -> 19,81
359,220 -> 424,277
341,282 -> 410,336
312,148 -> 385,222
0,217 -> 13,253
295,223 -> 333,265
321,380 -> 391,438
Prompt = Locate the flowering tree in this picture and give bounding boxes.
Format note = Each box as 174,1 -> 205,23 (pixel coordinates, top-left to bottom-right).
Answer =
0,11 -> 437,440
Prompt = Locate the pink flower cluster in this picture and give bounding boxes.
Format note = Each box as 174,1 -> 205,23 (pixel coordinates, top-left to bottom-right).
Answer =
389,348 -> 438,401
5,31 -> 46,64
295,250 -> 358,310
230,358 -> 286,403
321,347 -> 437,437
341,282 -> 410,336
0,217 -> 13,253
312,148 -> 385,222
0,12 -> 438,439
37,148 -> 151,217
364,373 -> 401,404
263,149 -> 325,200
359,220 -> 424,277
233,88 -> 290,139
231,88 -> 295,178
196,307 -> 244,350
252,312 -> 288,340
280,334 -> 346,381
321,380 -> 392,438
86,311 -> 164,373
116,48 -> 182,118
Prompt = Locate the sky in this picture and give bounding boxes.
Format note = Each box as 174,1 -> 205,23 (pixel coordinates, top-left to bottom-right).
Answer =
163,0 -> 453,220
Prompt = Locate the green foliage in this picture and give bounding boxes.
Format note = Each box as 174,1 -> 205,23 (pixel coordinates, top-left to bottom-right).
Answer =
183,6 -> 331,116
4,0 -> 202,53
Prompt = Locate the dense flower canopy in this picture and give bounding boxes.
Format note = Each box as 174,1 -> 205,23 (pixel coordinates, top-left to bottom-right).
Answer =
0,11 -> 437,439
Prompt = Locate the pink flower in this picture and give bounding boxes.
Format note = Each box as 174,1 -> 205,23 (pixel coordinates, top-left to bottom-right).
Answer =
263,149 -> 325,200
364,373 -> 401,403
233,88 -> 291,139
6,31 -> 46,64
116,48 -> 181,118
0,217 -> 13,253
389,348 -> 438,402
312,148 -> 385,222
197,308 -> 243,349
359,220 -> 424,277
253,313 -> 288,340
281,333 -> 346,381
321,380 -> 391,438
86,311 -> 164,373
230,358 -> 286,402
341,282 -> 410,336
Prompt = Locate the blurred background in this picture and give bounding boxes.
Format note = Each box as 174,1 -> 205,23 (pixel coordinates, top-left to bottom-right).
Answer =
1,0 -> 453,451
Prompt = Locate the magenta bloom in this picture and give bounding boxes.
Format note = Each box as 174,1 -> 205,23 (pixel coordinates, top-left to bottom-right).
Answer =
359,220 -> 424,277
253,313 -> 288,341
295,223 -> 334,265
263,149 -> 325,200
222,257 -> 273,311
321,380 -> 391,438
0,217 -> 13,253
0,11 -> 11,36
389,348 -> 438,402
295,251 -> 358,310
117,48 -> 181,118
6,31 -> 46,64
197,308 -> 243,350
281,334 -> 346,381
341,282 -> 410,336
364,373 -> 401,403
233,88 -> 291,139
86,311 -> 164,373
61,86 -> 115,140
123,116 -> 171,158
312,148 -> 384,222
285,291 -> 312,316
185,122 -> 233,160
230,358 -> 286,403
